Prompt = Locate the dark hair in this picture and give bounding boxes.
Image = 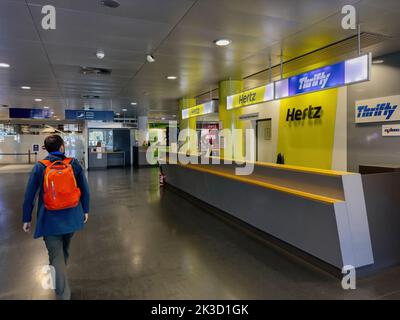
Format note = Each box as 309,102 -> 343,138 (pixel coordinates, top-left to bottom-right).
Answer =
44,135 -> 64,153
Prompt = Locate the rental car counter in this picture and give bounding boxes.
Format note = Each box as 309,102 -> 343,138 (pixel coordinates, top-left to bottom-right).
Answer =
161,154 -> 400,275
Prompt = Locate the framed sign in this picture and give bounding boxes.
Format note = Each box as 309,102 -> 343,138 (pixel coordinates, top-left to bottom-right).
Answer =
382,124 -> 400,137
355,95 -> 400,123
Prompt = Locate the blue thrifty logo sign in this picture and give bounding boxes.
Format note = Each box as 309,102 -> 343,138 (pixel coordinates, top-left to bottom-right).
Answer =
356,103 -> 398,120
289,62 -> 345,95
355,96 -> 400,124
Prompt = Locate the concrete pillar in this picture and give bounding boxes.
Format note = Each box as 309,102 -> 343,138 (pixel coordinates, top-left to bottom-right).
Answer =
138,116 -> 149,146
218,80 -> 244,159
179,98 -> 197,155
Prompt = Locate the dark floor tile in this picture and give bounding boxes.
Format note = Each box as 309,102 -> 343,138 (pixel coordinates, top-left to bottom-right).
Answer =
0,167 -> 400,300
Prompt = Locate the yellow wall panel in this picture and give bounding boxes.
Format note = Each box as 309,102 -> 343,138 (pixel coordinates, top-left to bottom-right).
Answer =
277,88 -> 338,169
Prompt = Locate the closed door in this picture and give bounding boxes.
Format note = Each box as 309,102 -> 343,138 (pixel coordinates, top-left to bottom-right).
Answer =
113,129 -> 131,166
256,119 -> 273,162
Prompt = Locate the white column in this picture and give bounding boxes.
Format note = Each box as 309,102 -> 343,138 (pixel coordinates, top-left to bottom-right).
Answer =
138,116 -> 149,146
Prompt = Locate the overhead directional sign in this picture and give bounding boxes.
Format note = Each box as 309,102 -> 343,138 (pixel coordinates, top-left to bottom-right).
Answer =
65,110 -> 114,121
227,83 -> 274,110
9,108 -> 51,119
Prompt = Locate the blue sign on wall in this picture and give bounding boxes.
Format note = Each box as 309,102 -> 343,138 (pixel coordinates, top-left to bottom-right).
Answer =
65,110 -> 115,121
9,108 -> 51,119
288,61 -> 345,96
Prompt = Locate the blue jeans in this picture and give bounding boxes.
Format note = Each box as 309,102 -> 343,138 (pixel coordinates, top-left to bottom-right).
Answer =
43,233 -> 74,300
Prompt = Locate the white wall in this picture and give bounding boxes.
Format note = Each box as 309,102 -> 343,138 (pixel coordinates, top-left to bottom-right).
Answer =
0,133 -> 84,164
0,135 -> 47,164
238,100 -> 281,163
332,87 -> 348,171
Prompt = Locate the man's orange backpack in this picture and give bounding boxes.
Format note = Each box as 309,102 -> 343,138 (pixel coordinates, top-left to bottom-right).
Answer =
39,158 -> 81,211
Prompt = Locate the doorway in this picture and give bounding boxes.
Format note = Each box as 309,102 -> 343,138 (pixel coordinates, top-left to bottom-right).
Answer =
256,119 -> 273,162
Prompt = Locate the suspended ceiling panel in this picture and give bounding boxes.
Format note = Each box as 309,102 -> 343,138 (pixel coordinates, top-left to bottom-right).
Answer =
0,0 -> 399,120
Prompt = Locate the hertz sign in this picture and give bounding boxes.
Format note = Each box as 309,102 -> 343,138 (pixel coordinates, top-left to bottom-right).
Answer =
182,101 -> 217,120
227,83 -> 274,110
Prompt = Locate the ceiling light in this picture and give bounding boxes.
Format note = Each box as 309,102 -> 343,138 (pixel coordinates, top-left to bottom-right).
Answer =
161,117 -> 166,120
34,98 -> 43,102
21,86 -> 31,90
96,50 -> 105,59
101,0 -> 120,8
0,62 -> 10,68
167,76 -> 177,80
43,106 -> 49,109
130,102 -> 137,105
214,39 -> 231,46
122,108 -> 127,112
115,112 -> 120,116
146,54 -> 155,63
372,59 -> 384,64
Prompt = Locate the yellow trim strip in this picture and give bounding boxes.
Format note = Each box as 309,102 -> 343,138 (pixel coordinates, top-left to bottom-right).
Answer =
205,155 -> 351,177
177,163 -> 343,204
166,153 -> 352,177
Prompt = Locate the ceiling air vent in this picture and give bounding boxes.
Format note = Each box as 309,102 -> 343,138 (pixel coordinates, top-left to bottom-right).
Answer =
80,66 -> 112,75
81,94 -> 101,99
101,0 -> 120,9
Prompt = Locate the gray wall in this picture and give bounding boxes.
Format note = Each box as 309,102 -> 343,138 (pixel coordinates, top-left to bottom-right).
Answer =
347,52 -> 400,172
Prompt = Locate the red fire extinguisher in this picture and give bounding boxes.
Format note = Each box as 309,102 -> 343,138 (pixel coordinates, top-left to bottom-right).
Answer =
159,167 -> 166,186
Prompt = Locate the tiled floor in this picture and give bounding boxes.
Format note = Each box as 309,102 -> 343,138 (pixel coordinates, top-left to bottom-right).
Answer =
1,167 -> 400,299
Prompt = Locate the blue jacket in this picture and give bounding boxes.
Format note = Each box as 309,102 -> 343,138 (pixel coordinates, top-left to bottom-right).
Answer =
22,153 -> 90,239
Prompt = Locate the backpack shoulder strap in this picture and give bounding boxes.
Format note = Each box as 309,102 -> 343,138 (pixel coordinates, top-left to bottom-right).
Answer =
39,160 -> 52,167
64,158 -> 74,165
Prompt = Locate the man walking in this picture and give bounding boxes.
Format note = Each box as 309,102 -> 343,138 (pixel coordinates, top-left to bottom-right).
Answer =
22,135 -> 90,300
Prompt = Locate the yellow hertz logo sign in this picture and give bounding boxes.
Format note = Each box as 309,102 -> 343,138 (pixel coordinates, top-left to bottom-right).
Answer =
188,105 -> 204,117
227,84 -> 274,110
182,102 -> 215,119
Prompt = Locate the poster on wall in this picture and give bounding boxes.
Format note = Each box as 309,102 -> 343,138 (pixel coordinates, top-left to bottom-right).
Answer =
382,124 -> 400,137
355,95 -> 400,123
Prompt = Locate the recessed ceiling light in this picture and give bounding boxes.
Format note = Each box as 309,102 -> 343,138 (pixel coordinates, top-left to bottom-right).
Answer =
34,98 -> 43,102
101,0 -> 120,8
372,59 -> 384,64
122,108 -> 127,112
96,50 -> 105,59
146,54 -> 155,63
173,115 -> 177,117
214,39 -> 231,46
0,62 -> 10,68
130,102 -> 137,105
43,106 -> 49,109
21,86 -> 31,90
167,76 -> 177,80
161,117 -> 166,120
